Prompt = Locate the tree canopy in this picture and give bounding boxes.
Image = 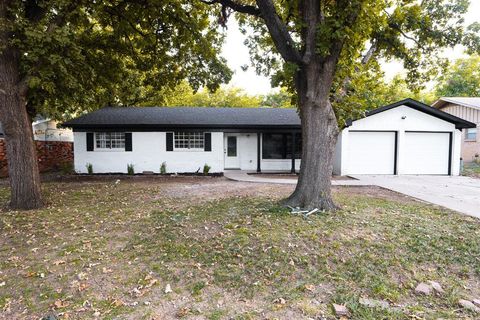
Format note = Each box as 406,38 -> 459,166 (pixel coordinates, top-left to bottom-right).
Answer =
211,0 -> 480,126
435,55 -> 480,97
6,0 -> 232,119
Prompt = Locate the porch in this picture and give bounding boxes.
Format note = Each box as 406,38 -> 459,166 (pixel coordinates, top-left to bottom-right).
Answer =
223,132 -> 301,173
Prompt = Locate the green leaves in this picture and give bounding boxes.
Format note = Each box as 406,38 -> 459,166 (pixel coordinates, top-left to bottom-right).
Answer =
3,0 -> 232,119
435,55 -> 480,97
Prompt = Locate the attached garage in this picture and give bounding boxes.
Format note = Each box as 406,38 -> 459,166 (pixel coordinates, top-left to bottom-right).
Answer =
334,99 -> 475,176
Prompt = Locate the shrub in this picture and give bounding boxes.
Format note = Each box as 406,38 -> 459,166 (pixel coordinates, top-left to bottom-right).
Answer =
203,164 -> 211,175
160,162 -> 167,174
60,162 -> 74,175
127,163 -> 135,175
86,163 -> 93,174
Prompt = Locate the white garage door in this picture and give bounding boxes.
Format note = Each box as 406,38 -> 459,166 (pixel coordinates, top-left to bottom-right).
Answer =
348,131 -> 396,174
403,132 -> 450,175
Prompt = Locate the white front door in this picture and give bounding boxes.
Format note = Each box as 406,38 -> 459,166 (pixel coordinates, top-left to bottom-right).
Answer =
224,134 -> 240,169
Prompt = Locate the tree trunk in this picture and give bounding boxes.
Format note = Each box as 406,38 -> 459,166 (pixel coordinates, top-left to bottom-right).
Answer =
285,64 -> 339,211
0,0 -> 43,210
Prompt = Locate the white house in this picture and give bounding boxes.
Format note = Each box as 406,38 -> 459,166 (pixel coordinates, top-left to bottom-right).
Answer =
62,99 -> 474,176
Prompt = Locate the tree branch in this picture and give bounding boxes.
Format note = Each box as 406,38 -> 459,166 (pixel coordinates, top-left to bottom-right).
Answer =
200,0 -> 262,17
255,0 -> 301,63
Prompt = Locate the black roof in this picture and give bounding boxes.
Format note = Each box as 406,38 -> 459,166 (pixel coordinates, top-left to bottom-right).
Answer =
62,106 -> 301,130
346,98 -> 475,129
62,98 -> 475,131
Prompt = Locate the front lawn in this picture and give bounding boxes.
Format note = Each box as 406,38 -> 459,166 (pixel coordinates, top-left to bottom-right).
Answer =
0,176 -> 479,319
463,162 -> 480,178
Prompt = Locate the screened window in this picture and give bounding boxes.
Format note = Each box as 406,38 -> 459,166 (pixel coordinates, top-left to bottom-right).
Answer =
262,133 -> 301,159
95,132 -> 125,149
174,132 -> 204,150
466,128 -> 477,141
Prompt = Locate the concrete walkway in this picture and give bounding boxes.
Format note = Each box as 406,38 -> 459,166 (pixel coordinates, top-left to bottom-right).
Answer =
223,170 -> 480,218
223,170 -> 368,186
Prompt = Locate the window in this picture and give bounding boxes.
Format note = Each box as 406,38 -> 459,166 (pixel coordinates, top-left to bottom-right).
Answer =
95,132 -> 125,149
466,128 -> 477,141
174,132 -> 204,150
262,133 -> 301,159
227,136 -> 237,156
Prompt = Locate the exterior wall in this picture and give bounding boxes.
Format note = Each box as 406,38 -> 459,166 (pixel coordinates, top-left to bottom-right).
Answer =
439,103 -> 480,162
0,139 -> 73,177
33,120 -> 74,142
336,105 -> 461,176
74,131 -> 301,174
74,131 -> 224,174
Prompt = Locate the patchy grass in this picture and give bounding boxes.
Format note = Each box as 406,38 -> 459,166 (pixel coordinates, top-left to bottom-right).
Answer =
0,176 -> 479,320
463,162 -> 480,178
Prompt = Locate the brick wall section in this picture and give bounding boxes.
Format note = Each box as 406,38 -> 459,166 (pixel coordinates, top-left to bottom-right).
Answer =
0,139 -> 73,177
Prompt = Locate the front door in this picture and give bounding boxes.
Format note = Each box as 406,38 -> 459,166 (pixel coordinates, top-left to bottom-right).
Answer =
224,134 -> 240,169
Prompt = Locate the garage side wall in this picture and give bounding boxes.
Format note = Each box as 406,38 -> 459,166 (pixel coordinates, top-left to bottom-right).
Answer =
73,131 -> 224,174
338,105 -> 460,176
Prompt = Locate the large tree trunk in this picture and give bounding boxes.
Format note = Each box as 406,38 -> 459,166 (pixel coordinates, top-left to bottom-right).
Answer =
285,63 -> 339,211
0,0 -> 43,210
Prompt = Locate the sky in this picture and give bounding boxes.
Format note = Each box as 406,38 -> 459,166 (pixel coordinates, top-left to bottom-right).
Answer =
220,2 -> 480,95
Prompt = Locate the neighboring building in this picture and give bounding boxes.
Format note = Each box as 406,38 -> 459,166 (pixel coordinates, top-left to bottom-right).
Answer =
0,118 -> 73,142
63,99 -> 474,176
32,119 -> 74,142
432,97 -> 480,162
0,119 -> 74,177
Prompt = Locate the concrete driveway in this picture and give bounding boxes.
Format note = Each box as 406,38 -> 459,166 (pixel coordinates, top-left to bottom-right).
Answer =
224,171 -> 480,218
351,175 -> 480,219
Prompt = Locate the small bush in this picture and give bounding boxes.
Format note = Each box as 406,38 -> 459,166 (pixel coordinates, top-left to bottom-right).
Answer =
203,164 -> 211,175
86,163 -> 93,174
160,162 -> 167,174
127,163 -> 135,175
60,162 -> 74,175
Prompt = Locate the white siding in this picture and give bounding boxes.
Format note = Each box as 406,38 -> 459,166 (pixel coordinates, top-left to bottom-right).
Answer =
74,131 -> 224,173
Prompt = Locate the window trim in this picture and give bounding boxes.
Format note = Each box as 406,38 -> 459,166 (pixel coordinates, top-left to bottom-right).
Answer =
94,132 -> 126,151
465,128 -> 477,142
173,131 -> 205,151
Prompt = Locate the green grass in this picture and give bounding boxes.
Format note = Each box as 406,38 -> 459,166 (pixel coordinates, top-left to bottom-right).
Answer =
463,162 -> 480,177
0,177 -> 479,319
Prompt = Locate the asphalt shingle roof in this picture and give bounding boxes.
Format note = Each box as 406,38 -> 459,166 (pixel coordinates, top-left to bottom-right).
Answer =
62,106 -> 301,129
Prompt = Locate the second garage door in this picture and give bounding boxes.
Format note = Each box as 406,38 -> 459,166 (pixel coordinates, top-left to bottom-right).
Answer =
348,131 -> 396,174
403,132 -> 450,175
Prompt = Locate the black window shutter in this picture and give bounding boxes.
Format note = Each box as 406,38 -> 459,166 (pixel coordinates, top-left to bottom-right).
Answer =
204,133 -> 211,151
166,132 -> 173,151
125,133 -> 132,151
86,132 -> 94,151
